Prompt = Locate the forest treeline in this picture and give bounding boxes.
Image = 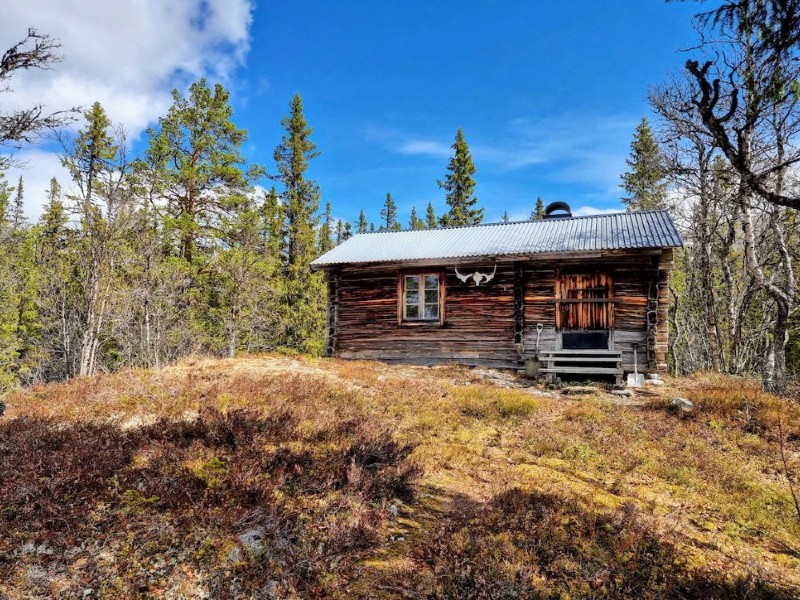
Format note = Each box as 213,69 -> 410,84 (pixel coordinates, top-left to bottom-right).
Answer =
616,0 -> 800,394
0,30 -> 495,392
2,0 -> 800,395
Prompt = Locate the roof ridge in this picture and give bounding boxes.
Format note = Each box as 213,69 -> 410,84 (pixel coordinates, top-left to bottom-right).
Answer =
349,208 -> 671,236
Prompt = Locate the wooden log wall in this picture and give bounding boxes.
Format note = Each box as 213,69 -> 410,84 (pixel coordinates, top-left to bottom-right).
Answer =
325,249 -> 672,374
325,271 -> 341,356
333,263 -> 519,368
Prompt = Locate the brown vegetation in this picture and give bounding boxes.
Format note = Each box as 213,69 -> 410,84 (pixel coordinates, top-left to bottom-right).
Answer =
1,355 -> 799,598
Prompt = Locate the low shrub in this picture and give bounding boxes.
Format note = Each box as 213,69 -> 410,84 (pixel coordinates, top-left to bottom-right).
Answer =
419,488 -> 793,599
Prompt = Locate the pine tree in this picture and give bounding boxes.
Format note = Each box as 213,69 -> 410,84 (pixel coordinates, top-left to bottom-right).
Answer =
409,206 -> 425,230
501,210 -> 510,223
369,223 -> 375,233
273,93 -> 325,353
342,222 -> 352,241
438,128 -> 483,226
532,196 -> 545,220
380,193 -> 400,231
357,210 -> 368,234
620,116 -> 668,211
426,202 -> 437,228
318,200 -> 334,253
146,80 -> 260,264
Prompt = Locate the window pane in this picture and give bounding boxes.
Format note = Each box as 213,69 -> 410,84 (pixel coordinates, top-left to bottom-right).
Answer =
405,276 -> 419,291
405,291 -> 418,305
425,289 -> 438,304
424,275 -> 439,289
406,303 -> 419,319
424,304 -> 439,319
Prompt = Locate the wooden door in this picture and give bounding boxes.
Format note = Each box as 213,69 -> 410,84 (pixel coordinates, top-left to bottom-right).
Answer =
554,272 -> 614,331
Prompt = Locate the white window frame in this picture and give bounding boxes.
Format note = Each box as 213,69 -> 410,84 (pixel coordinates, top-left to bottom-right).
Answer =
402,273 -> 441,322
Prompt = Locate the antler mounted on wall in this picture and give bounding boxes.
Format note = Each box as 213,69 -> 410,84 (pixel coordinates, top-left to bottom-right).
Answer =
454,263 -> 497,286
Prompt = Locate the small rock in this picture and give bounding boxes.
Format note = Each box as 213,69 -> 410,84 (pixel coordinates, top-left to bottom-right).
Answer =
646,373 -> 663,381
82,589 -> 94,598
610,389 -> 633,397
670,397 -> 695,413
387,504 -> 398,516
238,528 -> 266,555
644,378 -> 664,386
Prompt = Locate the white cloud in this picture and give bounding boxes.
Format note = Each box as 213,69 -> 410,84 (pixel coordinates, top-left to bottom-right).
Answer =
571,205 -> 624,217
1,0 -> 254,216
376,113 -> 635,183
397,139 -> 451,158
5,149 -> 68,219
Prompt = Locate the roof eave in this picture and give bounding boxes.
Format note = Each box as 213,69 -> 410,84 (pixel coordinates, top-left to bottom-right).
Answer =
310,245 -> 678,270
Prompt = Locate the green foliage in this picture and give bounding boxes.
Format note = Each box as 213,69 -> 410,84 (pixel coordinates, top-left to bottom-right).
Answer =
532,196 -> 545,220
273,94 -> 325,355
438,128 -> 483,226
357,209 -> 368,234
425,201 -> 437,228
379,192 -> 401,231
621,117 -> 668,211
146,80 -> 261,264
409,206 -> 425,230
318,200 -> 334,253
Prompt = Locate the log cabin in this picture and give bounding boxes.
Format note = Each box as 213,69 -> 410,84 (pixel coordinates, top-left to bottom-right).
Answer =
310,203 -> 682,382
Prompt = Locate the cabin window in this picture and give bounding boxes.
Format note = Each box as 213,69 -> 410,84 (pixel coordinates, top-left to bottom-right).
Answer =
403,274 -> 440,321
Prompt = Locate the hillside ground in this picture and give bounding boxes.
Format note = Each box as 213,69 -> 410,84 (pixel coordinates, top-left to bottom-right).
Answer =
1,355 -> 799,598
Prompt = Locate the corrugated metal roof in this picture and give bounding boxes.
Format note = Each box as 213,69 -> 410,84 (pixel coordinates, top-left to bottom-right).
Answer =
311,209 -> 683,267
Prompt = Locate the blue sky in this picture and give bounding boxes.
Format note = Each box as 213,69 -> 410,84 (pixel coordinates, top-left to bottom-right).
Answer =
237,0 -> 705,224
3,1 -> 709,224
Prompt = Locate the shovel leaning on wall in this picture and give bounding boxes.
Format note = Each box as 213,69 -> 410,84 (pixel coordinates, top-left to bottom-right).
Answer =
627,345 -> 644,387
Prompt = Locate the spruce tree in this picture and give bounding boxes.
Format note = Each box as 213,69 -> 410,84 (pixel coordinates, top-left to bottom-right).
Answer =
438,128 -> 483,226
275,94 -> 321,272
532,196 -> 545,220
357,210 -> 368,234
380,193 -> 400,231
318,200 -> 334,253
409,206 -> 425,230
260,187 -> 284,261
11,176 -> 24,230
502,210 -> 510,223
425,202 -> 437,228
0,172 -> 18,391
620,116 -> 668,211
273,93 -> 325,353
342,222 -> 352,241
61,102 -> 127,377
335,219 -> 344,245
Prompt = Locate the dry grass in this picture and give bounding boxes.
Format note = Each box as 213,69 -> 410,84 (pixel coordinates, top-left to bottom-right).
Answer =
1,356 -> 799,598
